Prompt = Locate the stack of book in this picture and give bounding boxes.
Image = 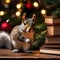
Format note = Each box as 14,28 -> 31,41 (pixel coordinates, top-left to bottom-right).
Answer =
40,16 -> 60,55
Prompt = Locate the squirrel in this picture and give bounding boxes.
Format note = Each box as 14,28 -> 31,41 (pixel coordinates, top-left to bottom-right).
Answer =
10,13 -> 36,53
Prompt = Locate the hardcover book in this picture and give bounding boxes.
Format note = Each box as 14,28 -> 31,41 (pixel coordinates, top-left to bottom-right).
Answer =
40,16 -> 60,55
45,44 -> 60,48
45,16 -> 60,25
40,47 -> 60,55
47,26 -> 60,35
46,36 -> 60,44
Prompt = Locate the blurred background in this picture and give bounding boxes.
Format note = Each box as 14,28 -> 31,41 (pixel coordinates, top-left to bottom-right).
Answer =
0,0 -> 60,50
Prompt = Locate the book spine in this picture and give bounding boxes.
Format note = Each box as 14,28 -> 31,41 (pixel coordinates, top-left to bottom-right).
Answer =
45,16 -> 60,25
40,49 -> 60,55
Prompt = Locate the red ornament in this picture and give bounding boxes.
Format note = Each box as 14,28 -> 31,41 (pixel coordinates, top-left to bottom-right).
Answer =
26,2 -> 32,9
0,22 -> 11,32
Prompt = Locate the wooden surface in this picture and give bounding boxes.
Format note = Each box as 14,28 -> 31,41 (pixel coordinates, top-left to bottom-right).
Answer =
0,49 -> 60,59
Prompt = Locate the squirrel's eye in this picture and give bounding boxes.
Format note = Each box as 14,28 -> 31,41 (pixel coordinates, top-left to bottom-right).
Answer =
24,23 -> 26,25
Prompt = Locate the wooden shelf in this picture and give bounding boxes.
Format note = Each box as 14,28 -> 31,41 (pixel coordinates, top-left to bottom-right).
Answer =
0,49 -> 60,59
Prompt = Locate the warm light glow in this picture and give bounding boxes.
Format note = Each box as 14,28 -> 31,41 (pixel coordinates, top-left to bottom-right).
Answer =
16,3 -> 22,9
6,0 -> 10,3
4,4 -> 9,8
0,11 -> 5,16
19,8 -> 22,12
41,9 -> 46,15
24,0 -> 26,1
33,2 -> 39,7
16,11 -> 21,16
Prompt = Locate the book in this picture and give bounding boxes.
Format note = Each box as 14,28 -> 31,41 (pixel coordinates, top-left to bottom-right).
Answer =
40,48 -> 60,55
45,16 -> 60,25
40,16 -> 60,55
47,26 -> 60,35
46,36 -> 60,44
40,45 -> 60,55
45,44 -> 60,48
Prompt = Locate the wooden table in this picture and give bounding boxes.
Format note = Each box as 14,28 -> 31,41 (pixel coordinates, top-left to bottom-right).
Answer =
0,49 -> 60,59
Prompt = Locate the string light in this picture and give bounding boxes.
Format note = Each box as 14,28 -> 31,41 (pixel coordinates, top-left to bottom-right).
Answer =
16,3 -> 22,9
41,9 -> 46,15
0,11 -> 5,16
5,0 -> 10,3
16,11 -> 21,17
33,2 -> 39,8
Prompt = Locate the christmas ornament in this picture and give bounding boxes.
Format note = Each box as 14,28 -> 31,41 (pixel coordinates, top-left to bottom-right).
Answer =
0,19 -> 11,32
25,2 -> 32,9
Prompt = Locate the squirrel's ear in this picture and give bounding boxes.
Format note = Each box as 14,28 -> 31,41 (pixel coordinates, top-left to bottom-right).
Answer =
32,14 -> 36,21
22,13 -> 26,16
22,13 -> 26,20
